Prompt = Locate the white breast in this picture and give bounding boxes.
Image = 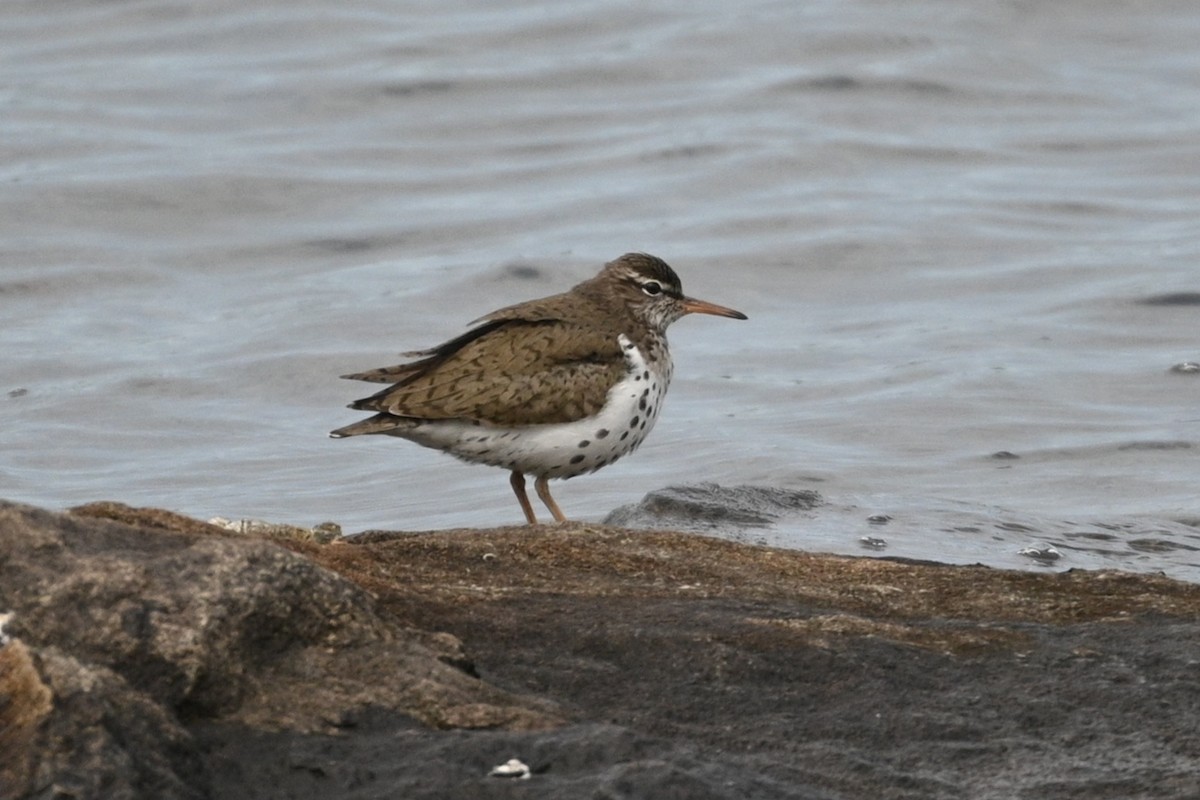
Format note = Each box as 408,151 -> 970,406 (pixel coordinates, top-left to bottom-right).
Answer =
400,334 -> 672,479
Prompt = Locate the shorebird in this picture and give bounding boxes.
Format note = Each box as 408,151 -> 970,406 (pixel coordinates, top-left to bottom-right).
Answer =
330,253 -> 746,524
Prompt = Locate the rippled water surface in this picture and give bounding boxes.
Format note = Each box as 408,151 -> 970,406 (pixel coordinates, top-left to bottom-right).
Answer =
3,0 -> 1198,580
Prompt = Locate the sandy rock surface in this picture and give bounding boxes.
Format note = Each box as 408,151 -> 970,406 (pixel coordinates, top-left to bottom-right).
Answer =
3,497 -> 1199,799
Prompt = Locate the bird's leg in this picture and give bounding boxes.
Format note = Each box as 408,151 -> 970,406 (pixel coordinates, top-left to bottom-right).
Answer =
534,475 -> 568,523
510,470 -> 538,525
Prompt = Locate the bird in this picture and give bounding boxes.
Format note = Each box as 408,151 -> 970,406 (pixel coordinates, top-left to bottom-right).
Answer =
330,252 -> 747,524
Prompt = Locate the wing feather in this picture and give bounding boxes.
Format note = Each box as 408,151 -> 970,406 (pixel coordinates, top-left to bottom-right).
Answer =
349,320 -> 625,426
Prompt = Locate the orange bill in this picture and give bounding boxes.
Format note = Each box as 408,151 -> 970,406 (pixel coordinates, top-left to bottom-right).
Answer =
679,296 -> 748,320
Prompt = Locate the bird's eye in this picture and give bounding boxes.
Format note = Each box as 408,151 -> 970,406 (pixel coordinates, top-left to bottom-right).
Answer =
641,281 -> 663,297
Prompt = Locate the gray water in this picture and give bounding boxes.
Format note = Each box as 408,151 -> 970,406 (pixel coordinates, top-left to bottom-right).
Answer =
3,0 -> 1199,581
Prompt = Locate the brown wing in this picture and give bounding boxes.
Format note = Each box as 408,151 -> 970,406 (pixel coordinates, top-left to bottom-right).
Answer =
340,289 -> 581,384
340,319 -> 510,383
349,320 -> 626,426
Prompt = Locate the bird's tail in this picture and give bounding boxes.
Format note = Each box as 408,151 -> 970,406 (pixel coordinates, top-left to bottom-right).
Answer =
329,413 -> 409,438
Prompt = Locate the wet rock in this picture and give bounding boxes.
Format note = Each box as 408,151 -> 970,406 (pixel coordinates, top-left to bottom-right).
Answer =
604,482 -> 822,530
503,262 -> 542,279
193,717 -> 834,799
1139,291 -> 1200,306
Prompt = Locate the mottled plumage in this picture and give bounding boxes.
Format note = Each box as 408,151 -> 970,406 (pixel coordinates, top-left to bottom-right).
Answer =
331,252 -> 746,524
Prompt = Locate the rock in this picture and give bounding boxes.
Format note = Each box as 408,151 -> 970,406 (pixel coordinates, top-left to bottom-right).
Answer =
3,642 -> 205,800
207,515 -> 343,543
0,501 -> 558,800
5,498 -> 1200,799
0,639 -> 52,797
306,520 -> 1200,800
604,482 -> 822,530
192,717 -> 837,799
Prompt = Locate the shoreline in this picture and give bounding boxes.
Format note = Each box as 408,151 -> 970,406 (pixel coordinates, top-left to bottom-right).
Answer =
3,499 -> 1199,799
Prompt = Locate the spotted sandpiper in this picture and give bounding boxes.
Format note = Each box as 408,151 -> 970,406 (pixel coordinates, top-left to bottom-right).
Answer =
330,253 -> 747,524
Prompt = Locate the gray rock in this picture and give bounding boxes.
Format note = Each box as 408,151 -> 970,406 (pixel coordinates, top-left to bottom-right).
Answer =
5,497 -> 1200,800
604,482 -> 822,530
0,501 -> 556,800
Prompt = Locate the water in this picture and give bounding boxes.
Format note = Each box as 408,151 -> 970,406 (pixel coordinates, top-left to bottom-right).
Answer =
3,0 -> 1198,581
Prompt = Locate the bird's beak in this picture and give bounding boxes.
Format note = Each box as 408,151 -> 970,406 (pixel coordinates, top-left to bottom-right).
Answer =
679,296 -> 748,320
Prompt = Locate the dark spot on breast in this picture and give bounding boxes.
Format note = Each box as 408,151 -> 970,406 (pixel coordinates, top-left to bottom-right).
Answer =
629,416 -> 640,428
620,431 -> 629,441
578,440 -> 590,448
570,454 -> 586,465
596,428 -> 610,439
638,396 -> 647,411
634,373 -> 642,381
640,419 -> 648,429
642,370 -> 649,380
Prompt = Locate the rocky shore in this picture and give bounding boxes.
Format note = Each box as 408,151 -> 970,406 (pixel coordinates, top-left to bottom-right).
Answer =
3,495 -> 1199,799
